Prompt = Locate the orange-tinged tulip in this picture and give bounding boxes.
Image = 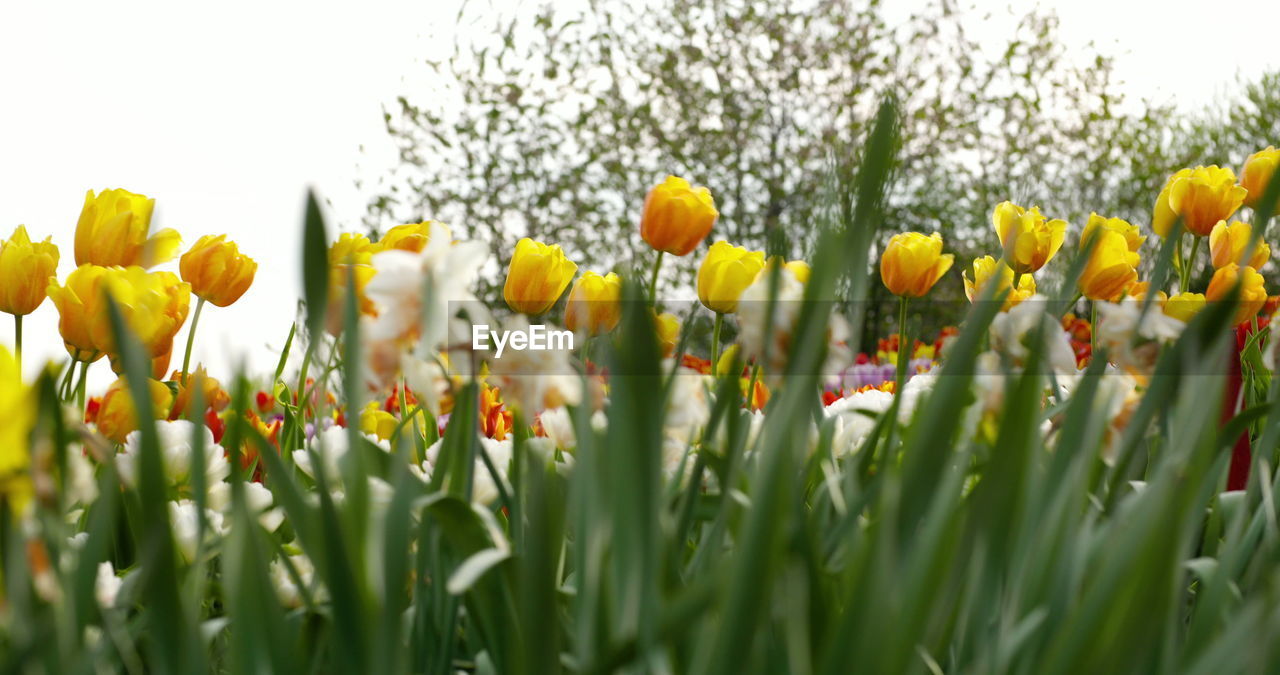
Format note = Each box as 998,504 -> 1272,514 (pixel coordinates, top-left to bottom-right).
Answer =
1209,220 -> 1269,270
1242,147 -> 1279,214
640,176 -> 719,256
1078,230 -> 1140,301
1082,213 -> 1144,253
0,225 -> 59,316
95,375 -> 174,444
179,235 -> 257,307
962,255 -> 1035,309
377,221 -> 441,253
697,241 -> 766,313
1206,263 -> 1268,326
92,267 -> 191,361
46,264 -> 112,362
992,201 -> 1066,274
167,365 -> 230,420
880,232 -> 954,298
74,188 -> 180,268
654,311 -> 680,357
1152,166 -> 1247,237
1162,292 -> 1205,323
503,238 -> 578,315
564,271 -> 622,335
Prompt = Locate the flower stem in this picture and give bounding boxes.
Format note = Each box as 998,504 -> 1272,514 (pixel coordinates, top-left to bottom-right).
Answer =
711,312 -> 724,369
895,295 -> 910,392
1181,235 -> 1202,292
648,251 -> 665,307
181,297 -> 207,383
75,356 -> 94,412
13,314 -> 21,373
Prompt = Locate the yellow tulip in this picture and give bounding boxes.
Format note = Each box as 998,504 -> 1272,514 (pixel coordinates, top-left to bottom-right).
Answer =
1209,220 -> 1269,270
879,232 -> 954,298
1078,230 -> 1140,302
47,264 -> 113,362
697,241 -> 766,313
0,345 -> 35,509
992,201 -> 1066,274
1206,263 -> 1268,326
93,267 -> 191,361
377,221 -> 442,253
1082,213 -> 1144,253
1152,166 -> 1247,238
962,255 -> 1035,309
74,188 -> 181,268
167,364 -> 230,420
640,176 -> 719,256
0,225 -> 59,316
330,232 -> 377,265
784,260 -> 811,284
1242,147 -> 1279,214
95,375 -> 174,444
503,238 -> 578,315
360,402 -> 399,442
1161,292 -> 1206,323
180,235 -> 258,307
564,271 -> 622,335
654,311 -> 680,357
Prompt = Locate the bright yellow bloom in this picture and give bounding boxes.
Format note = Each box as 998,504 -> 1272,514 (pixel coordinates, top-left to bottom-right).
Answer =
1078,230 -> 1140,302
95,375 -> 174,444
879,232 -> 954,298
0,346 -> 34,509
325,233 -> 380,334
697,241 -> 766,313
992,201 -> 1066,274
74,188 -> 180,268
377,221 -> 442,253
1206,263 -> 1268,326
503,238 -> 578,315
1162,292 -> 1206,323
1242,147 -> 1279,214
93,267 -> 191,361
564,271 -> 622,335
784,260 -> 810,284
1152,166 -> 1247,238
1082,213 -> 1144,253
330,232 -> 377,266
179,235 -> 257,307
0,225 -> 59,316
1209,220 -> 1270,270
654,311 -> 680,357
47,264 -> 112,362
962,255 -> 1035,309
640,176 -> 719,256
360,402 -> 399,442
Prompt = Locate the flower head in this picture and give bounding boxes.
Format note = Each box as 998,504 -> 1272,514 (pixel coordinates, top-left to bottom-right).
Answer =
1242,147 -> 1279,214
654,311 -> 681,357
1162,292 -> 1206,323
962,255 -> 1035,310
0,346 -> 34,508
74,188 -> 180,268
640,175 -> 718,256
46,264 -> 113,362
503,238 -> 578,315
95,267 -> 192,362
95,375 -> 175,444
377,221 -> 442,254
1082,213 -> 1144,253
564,271 -> 622,335
1206,263 -> 1268,326
697,241 -> 766,313
1078,230 -> 1139,302
880,232 -> 953,298
992,201 -> 1066,274
0,226 -> 59,317
1209,220 -> 1269,269
1152,166 -> 1247,237
180,235 -> 257,307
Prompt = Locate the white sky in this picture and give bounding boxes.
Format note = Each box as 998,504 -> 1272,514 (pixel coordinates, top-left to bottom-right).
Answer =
1,0 -> 1277,389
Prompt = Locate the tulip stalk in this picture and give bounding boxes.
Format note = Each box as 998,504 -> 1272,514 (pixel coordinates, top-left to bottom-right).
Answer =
13,314 -> 20,372
180,298 -> 207,383
648,251 -> 665,306
1180,236 -> 1202,292
895,296 -> 910,392
711,312 -> 724,368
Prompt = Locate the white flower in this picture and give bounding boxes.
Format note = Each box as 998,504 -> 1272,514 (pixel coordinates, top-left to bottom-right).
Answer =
270,555 -> 320,609
207,482 -> 284,531
737,266 -> 852,383
989,295 -> 1078,375
169,500 -> 226,563
422,436 -> 514,506
95,562 -> 122,609
119,421 -> 229,494
824,388 -> 894,457
1095,298 -> 1185,375
292,425 -> 387,483
665,368 -> 711,442
539,407 -> 577,450
487,317 -> 582,414
65,448 -> 98,506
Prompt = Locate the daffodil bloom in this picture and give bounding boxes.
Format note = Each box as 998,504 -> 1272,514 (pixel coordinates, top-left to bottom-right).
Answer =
377,221 -> 441,253
1078,230 -> 1140,302
74,188 -> 181,268
564,271 -> 622,335
503,238 -> 578,315
697,241 -> 766,313
179,235 -> 257,307
1242,147 -> 1279,214
0,346 -> 34,509
95,375 -> 174,444
1162,292 -> 1206,323
640,176 -> 719,256
1152,166 -> 1247,237
1209,220 -> 1269,270
0,225 -> 59,316
992,201 -> 1066,275
963,255 -> 1035,309
47,264 -> 113,362
879,232 -> 954,298
1082,213 -> 1144,253
1206,263 -> 1268,326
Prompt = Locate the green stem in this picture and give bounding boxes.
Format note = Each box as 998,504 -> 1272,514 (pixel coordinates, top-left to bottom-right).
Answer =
1185,236 -> 1202,291
13,314 -> 21,373
648,251 -> 665,307
711,312 -> 724,369
75,356 -> 94,412
60,358 -> 77,401
181,297 -> 207,383
895,296 -> 910,392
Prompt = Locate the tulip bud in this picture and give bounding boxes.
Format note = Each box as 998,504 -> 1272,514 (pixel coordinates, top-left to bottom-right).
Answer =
1241,147 -> 1279,215
564,271 -> 622,335
697,241 -> 766,313
377,221 -> 442,253
1209,220 -> 1270,270
1161,292 -> 1206,323
74,188 -> 180,268
654,312 -> 681,357
1206,263 -> 1268,326
1082,213 -> 1144,253
47,264 -> 112,362
503,238 -> 578,315
95,376 -> 175,444
640,176 -> 719,256
1152,166 -> 1247,238
0,226 -> 59,317
962,256 -> 1034,310
180,235 -> 258,307
93,268 -> 191,362
992,202 -> 1066,275
879,232 -> 954,298
1078,230 -> 1140,302
167,365 -> 230,420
